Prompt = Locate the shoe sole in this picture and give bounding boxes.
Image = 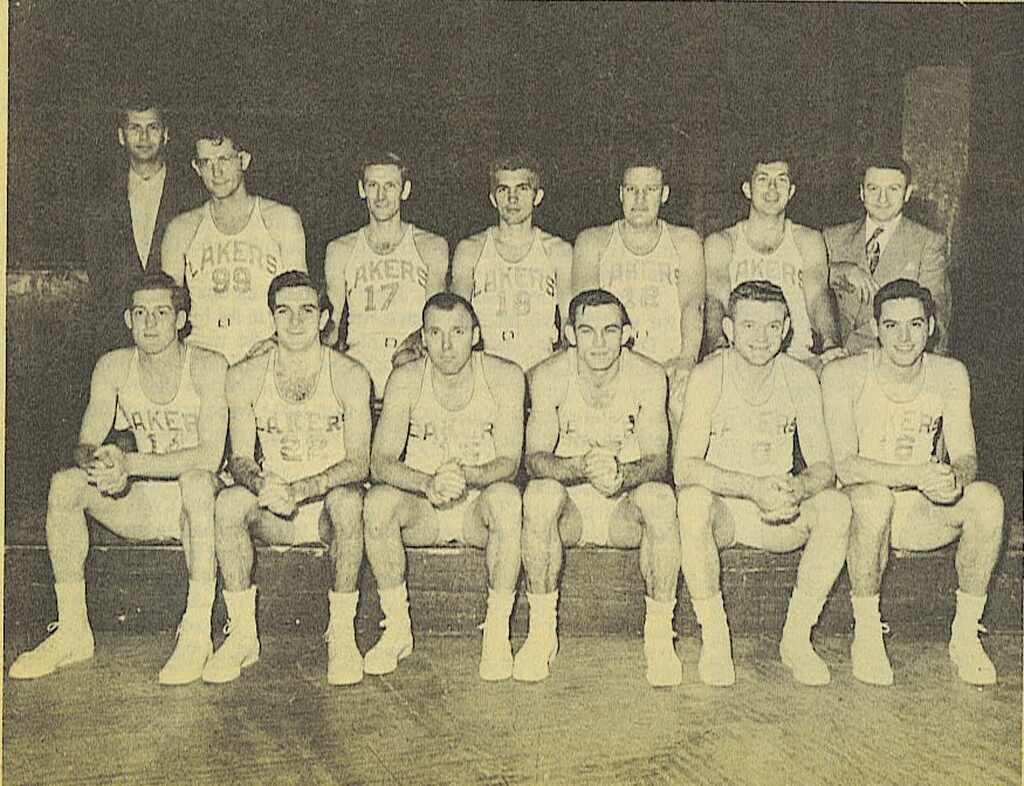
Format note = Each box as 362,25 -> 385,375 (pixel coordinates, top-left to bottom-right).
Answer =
9,650 -> 94,680
363,643 -> 413,676
201,651 -> 260,684
949,653 -> 997,686
328,671 -> 365,686
512,644 -> 558,683
159,644 -> 214,687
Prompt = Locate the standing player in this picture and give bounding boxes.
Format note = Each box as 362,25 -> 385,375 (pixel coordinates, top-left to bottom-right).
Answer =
572,156 -> 704,420
362,293 -> 524,681
704,156 -> 843,374
202,271 -> 371,686
451,154 -> 572,372
516,289 -> 681,687
9,273 -> 227,685
675,281 -> 851,687
324,152 -> 448,396
162,124 -> 307,365
822,279 -> 1003,686
824,156 -> 952,354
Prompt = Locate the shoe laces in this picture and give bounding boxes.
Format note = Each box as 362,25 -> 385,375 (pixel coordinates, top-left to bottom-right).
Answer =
46,621 -> 60,635
880,622 -> 891,635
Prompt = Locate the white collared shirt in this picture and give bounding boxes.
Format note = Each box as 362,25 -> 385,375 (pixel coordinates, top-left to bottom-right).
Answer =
128,164 -> 167,267
864,214 -> 902,257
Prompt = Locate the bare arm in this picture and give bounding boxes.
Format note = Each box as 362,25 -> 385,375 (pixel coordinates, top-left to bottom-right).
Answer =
462,359 -> 524,488
618,362 -> 669,491
225,360 -> 266,494
125,350 -> 228,478
786,360 -> 835,500
796,227 -> 840,352
160,211 -> 203,286
918,231 -> 952,354
702,231 -> 732,356
323,236 -> 353,348
937,360 -> 978,489
415,232 -> 449,297
549,237 -> 574,343
570,227 -> 608,295
75,352 -> 127,467
265,202 -> 307,273
666,228 -> 705,374
450,236 -> 484,300
369,363 -> 433,495
524,358 -> 585,482
289,354 -> 372,503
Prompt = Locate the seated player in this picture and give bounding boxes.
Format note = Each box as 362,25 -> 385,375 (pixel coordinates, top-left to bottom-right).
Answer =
451,153 -> 572,372
821,279 -> 1003,686
362,293 -> 525,681
675,280 -> 851,687
203,271 -> 371,686
10,273 -> 227,685
517,289 -> 681,687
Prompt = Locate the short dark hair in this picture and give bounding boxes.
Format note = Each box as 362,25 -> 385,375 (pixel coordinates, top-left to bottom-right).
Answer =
127,272 -> 189,314
748,154 -> 794,183
489,153 -> 541,192
726,280 -> 790,319
421,292 -> 483,350
117,93 -> 166,129
873,278 -> 935,322
193,115 -> 247,154
621,153 -> 669,185
861,153 -> 913,186
359,151 -> 410,183
267,270 -> 330,314
567,288 -> 631,329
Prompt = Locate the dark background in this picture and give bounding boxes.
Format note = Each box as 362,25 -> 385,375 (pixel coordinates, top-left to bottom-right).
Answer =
6,1 -> 1023,522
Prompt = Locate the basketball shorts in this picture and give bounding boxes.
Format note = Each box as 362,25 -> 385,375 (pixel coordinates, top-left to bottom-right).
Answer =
566,483 -> 625,547
431,490 -> 481,545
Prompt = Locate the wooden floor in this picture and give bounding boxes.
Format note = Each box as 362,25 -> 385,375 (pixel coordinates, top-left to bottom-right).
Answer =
3,631 -> 1020,786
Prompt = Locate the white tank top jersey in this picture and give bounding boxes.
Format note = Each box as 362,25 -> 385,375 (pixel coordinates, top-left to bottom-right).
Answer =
597,220 -> 684,364
854,350 -> 944,465
553,350 -> 643,464
254,348 -> 347,483
184,197 -> 286,365
116,346 -> 202,455
705,350 -> 798,477
344,224 -> 431,391
472,228 -> 558,371
404,353 -> 499,474
728,220 -> 815,359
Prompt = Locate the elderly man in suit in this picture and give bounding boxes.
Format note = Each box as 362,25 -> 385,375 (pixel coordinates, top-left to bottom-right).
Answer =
86,95 -> 199,352
823,155 -> 951,354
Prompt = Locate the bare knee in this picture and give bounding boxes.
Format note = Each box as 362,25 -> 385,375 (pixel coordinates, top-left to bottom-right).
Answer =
810,489 -> 852,538
631,482 -> 678,542
324,485 -> 364,539
48,468 -> 91,512
847,484 -> 894,539
215,486 -> 257,535
363,485 -> 404,542
481,482 -> 522,536
523,479 -> 564,538
179,470 -> 217,511
961,481 -> 1004,542
676,485 -> 714,538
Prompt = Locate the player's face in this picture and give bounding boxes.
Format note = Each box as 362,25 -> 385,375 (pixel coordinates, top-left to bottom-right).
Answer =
571,303 -> 627,372
490,169 -> 542,226
861,167 -> 912,224
360,165 -> 408,222
619,167 -> 668,227
422,305 -> 478,376
127,288 -> 184,355
875,298 -> 932,367
271,286 -> 326,352
118,109 -> 167,165
744,162 -> 795,217
724,299 -> 790,367
193,138 -> 248,199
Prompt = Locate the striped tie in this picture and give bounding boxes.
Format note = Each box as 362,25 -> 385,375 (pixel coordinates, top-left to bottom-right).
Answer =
866,227 -> 884,275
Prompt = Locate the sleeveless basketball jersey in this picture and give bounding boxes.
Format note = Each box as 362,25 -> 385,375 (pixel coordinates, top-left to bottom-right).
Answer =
185,197 -> 284,365
554,350 -> 643,463
705,350 -> 798,477
116,346 -> 202,455
472,228 -> 558,371
344,225 -> 431,393
404,353 -> 498,474
598,220 -> 683,364
254,348 -> 347,483
854,350 -> 943,464
728,220 -> 815,359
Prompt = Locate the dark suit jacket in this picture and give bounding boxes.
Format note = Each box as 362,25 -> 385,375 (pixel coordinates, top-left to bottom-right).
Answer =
823,216 -> 951,353
85,162 -> 200,351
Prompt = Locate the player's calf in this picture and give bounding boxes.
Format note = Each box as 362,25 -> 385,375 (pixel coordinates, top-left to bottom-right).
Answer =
323,486 -> 365,686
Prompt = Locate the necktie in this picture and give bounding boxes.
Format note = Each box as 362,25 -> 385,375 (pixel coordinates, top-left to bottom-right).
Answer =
866,227 -> 884,275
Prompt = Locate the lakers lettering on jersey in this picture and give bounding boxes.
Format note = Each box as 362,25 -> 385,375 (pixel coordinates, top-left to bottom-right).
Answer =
185,197 -> 284,364
344,225 -> 430,393
116,347 -> 202,455
728,220 -> 814,359
254,348 -> 348,484
472,228 -> 558,371
598,221 -> 683,364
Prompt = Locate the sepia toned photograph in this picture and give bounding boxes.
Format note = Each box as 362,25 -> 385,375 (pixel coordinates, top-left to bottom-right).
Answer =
4,2 -> 1022,784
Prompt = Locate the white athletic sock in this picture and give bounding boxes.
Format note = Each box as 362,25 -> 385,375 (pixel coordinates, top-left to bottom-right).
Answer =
223,585 -> 258,631
182,579 -> 216,629
644,595 -> 675,632
952,590 -> 987,634
783,587 -> 828,640
484,589 -> 516,635
851,594 -> 882,630
379,583 -> 411,630
691,592 -> 726,629
329,590 -> 359,620
55,581 -> 89,630
526,590 -> 558,635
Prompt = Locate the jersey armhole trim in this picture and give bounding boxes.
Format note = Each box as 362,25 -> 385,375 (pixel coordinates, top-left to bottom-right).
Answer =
327,350 -> 346,409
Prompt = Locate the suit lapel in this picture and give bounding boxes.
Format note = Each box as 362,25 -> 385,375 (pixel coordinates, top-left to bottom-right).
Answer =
875,218 -> 915,283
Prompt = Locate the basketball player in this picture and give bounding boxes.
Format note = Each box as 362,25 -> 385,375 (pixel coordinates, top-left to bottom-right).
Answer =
516,289 -> 681,687
451,154 -> 572,371
202,271 -> 371,685
9,273 -> 228,685
675,280 -> 851,687
704,156 -> 843,374
324,152 -> 448,396
572,156 -> 704,420
821,279 -> 1003,686
362,293 -> 524,681
161,124 -> 307,365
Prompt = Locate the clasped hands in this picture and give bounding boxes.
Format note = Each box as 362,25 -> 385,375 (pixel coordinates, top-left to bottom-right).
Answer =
753,474 -> 803,524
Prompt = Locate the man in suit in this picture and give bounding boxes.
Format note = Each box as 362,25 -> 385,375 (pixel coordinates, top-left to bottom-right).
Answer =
823,156 -> 951,354
86,96 -> 199,352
